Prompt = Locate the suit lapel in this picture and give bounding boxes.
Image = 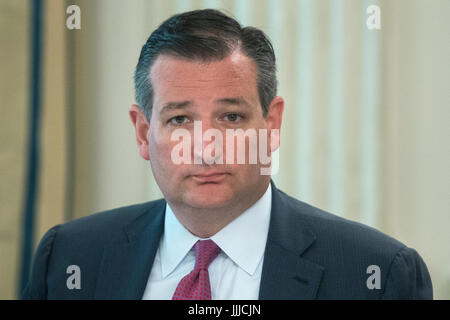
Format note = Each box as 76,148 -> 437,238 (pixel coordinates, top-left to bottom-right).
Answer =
259,182 -> 324,299
94,200 -> 166,299
259,241 -> 324,300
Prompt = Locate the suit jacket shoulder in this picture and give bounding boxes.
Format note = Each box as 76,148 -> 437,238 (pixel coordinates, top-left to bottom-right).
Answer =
265,187 -> 433,299
22,199 -> 165,299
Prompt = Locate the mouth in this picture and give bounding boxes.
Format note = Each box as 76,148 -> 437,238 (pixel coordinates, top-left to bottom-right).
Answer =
191,172 -> 229,183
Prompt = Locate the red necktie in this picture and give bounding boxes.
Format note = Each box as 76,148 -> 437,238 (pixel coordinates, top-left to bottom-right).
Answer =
172,239 -> 221,300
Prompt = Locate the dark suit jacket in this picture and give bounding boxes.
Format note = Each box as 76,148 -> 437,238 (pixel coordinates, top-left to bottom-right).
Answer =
22,182 -> 433,299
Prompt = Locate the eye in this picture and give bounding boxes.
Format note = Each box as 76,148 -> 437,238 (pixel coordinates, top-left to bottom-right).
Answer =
169,115 -> 189,125
224,113 -> 243,122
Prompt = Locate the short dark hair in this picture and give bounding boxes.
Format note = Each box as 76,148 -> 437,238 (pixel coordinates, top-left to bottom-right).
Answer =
134,9 -> 277,120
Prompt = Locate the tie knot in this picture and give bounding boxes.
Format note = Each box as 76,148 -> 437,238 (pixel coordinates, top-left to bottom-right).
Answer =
194,240 -> 220,270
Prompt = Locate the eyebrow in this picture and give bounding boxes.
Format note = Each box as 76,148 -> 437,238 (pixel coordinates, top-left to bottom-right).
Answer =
216,97 -> 252,108
160,100 -> 193,115
159,97 -> 251,115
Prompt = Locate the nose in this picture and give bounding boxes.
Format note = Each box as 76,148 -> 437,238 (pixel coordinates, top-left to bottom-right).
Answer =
192,120 -> 223,165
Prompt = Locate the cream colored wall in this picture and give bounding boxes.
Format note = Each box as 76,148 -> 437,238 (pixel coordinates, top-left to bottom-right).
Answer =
35,0 -> 68,259
0,0 -> 29,299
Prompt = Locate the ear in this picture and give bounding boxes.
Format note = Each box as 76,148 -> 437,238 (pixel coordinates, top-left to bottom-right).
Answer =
129,104 -> 150,160
265,96 -> 284,152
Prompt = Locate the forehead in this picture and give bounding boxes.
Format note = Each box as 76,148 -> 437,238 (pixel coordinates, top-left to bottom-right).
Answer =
149,51 -> 259,106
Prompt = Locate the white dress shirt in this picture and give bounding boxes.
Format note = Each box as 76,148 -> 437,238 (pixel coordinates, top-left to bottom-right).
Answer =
142,184 -> 272,300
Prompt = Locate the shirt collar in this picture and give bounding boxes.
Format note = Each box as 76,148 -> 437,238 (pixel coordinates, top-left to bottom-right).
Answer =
160,184 -> 272,278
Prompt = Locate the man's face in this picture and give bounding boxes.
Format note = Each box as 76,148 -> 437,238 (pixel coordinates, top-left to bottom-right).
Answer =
133,51 -> 283,211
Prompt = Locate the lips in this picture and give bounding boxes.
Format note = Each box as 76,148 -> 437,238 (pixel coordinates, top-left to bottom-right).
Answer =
191,172 -> 229,183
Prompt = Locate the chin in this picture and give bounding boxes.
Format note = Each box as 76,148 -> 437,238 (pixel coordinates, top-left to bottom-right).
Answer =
183,184 -> 235,209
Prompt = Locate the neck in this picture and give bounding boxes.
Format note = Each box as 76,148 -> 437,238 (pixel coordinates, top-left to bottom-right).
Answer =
168,182 -> 270,238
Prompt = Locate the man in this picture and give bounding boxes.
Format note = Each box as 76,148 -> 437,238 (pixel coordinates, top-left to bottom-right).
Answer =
23,9 -> 432,300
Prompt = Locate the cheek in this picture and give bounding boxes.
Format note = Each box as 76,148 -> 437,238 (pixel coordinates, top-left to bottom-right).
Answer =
149,127 -> 190,172
151,145 -> 173,165
148,128 -> 172,163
